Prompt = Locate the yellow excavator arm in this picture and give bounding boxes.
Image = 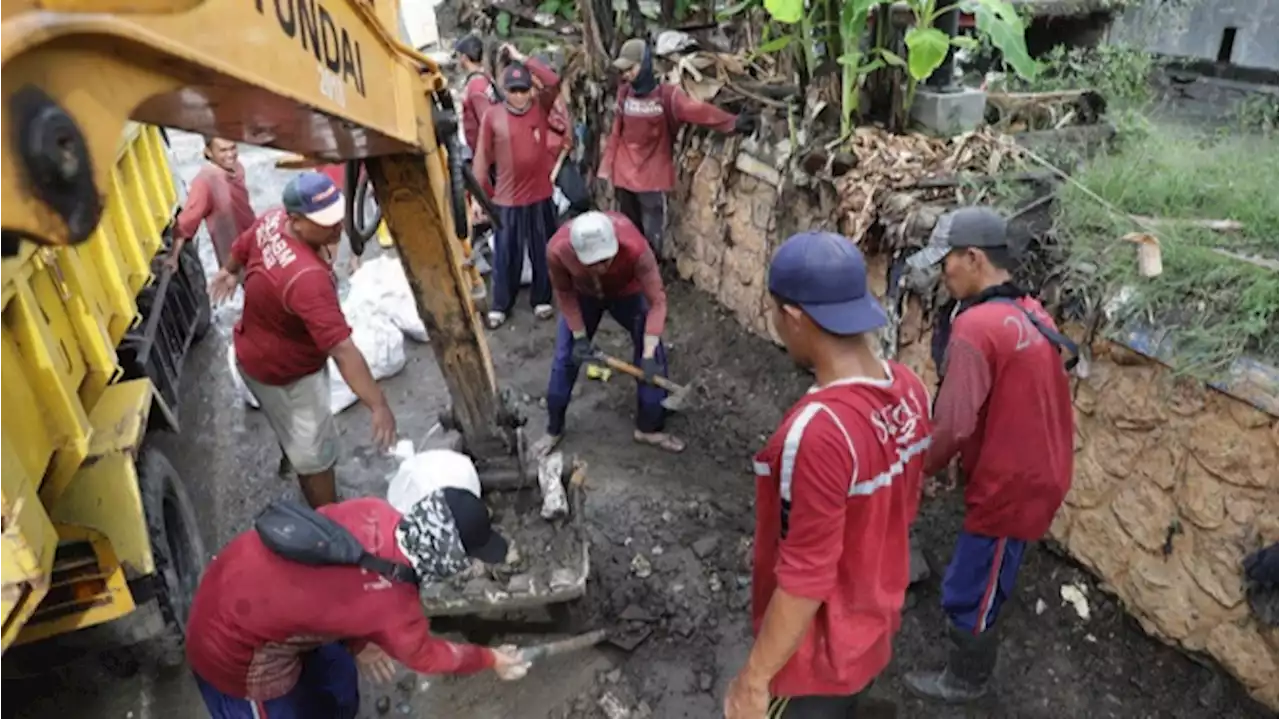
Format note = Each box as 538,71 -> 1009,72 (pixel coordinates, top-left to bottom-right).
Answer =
0,0 -> 519,456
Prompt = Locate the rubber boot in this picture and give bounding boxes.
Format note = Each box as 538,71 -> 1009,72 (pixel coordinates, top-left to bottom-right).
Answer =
903,624 -> 999,703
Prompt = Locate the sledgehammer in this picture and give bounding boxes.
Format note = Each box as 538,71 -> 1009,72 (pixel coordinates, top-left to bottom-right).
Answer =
589,351 -> 693,412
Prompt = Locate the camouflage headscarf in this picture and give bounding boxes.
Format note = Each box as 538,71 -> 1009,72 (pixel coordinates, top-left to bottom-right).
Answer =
395,490 -> 472,583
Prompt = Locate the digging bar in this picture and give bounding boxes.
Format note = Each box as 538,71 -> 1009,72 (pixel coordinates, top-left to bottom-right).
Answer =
517,629 -> 610,663
589,351 -> 693,412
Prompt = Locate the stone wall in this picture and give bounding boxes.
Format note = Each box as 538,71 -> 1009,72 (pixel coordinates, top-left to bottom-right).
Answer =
666,148 -> 1280,710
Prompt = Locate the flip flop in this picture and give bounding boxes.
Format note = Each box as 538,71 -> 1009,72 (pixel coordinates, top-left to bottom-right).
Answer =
487,311 -> 507,329
530,434 -> 563,459
534,304 -> 554,320
633,431 -> 686,454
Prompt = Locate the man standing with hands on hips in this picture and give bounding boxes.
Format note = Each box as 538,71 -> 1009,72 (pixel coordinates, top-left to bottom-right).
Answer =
209,171 -> 397,508
725,231 -> 933,718
901,206 -> 1075,703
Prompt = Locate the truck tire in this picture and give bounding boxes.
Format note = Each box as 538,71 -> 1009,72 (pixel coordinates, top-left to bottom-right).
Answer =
180,241 -> 212,342
137,444 -> 206,667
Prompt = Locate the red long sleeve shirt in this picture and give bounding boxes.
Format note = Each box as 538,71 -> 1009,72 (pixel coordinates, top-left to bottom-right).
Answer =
474,58 -> 562,207
752,363 -> 932,697
461,72 -> 500,150
186,498 -> 494,701
175,161 -> 255,266
546,211 -> 667,336
923,297 -> 1075,540
598,83 -> 737,193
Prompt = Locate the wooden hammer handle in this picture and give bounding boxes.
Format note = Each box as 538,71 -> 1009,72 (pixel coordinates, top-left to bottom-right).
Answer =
593,354 -> 686,394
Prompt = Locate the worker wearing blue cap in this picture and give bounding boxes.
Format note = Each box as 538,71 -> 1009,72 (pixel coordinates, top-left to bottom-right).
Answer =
725,231 -> 934,719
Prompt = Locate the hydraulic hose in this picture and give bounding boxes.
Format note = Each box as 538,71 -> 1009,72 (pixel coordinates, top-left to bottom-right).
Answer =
344,161 -> 381,258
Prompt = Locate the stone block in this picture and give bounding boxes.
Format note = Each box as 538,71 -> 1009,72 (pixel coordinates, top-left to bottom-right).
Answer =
910,87 -> 987,136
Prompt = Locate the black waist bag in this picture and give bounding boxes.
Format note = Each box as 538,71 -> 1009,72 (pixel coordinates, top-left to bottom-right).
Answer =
254,500 -> 418,585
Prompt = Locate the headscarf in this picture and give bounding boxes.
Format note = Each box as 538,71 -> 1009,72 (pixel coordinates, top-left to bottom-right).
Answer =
630,43 -> 659,97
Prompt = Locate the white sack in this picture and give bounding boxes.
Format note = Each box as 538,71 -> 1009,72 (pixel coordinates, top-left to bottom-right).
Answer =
346,256 -> 429,342
227,344 -> 260,409
386,448 -> 483,513
328,312 -> 406,414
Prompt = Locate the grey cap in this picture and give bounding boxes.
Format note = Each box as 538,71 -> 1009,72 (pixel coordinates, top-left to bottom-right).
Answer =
613,38 -> 647,70
569,211 -> 619,265
906,206 -> 1009,269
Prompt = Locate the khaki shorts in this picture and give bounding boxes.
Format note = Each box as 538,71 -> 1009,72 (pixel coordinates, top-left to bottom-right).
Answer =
238,365 -> 339,475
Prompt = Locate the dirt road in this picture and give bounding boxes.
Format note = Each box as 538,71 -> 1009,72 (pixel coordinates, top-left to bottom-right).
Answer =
3,138 -> 1270,719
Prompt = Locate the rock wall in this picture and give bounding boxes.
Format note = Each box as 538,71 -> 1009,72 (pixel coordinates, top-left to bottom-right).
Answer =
666,147 -> 1280,710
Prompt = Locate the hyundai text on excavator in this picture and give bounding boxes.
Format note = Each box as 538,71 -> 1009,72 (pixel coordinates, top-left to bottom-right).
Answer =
1,0 -> 556,664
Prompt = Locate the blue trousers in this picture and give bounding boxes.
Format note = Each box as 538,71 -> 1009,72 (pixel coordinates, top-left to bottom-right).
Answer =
941,530 -> 1027,634
546,293 -> 668,435
491,199 -> 556,315
195,642 -> 359,719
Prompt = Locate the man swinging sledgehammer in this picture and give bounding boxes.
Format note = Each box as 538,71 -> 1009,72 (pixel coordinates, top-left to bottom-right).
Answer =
531,211 -> 685,456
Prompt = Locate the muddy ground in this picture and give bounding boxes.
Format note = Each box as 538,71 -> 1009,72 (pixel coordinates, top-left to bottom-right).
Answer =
3,134 -> 1272,719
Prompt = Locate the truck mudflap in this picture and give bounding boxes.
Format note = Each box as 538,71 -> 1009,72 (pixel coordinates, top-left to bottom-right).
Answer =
419,460 -> 590,617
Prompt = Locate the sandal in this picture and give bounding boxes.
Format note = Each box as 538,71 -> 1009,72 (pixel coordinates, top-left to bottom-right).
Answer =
534,304 -> 554,320
487,311 -> 507,329
633,430 -> 686,454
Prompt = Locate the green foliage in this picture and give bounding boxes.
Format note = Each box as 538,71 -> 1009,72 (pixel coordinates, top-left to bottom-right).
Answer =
764,0 -> 805,23
1057,126 -> 1280,374
1011,44 -> 1160,109
496,11 -> 512,36
904,26 -> 950,81
967,0 -> 1038,80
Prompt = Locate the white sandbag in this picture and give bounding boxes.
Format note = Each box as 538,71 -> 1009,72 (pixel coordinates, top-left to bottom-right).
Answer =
346,256 -> 429,343
386,448 -> 482,514
227,344 -> 260,409
328,312 -> 407,413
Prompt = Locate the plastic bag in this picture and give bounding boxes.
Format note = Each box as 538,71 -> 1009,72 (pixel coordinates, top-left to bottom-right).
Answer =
328,312 -> 406,413
345,256 -> 429,343
227,344 -> 261,409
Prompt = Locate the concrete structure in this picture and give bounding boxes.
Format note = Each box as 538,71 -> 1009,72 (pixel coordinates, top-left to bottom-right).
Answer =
910,87 -> 988,136
1109,0 -> 1280,73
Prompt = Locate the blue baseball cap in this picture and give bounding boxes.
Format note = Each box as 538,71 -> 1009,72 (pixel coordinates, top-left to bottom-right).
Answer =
282,171 -> 345,228
768,231 -> 887,336
503,64 -> 533,91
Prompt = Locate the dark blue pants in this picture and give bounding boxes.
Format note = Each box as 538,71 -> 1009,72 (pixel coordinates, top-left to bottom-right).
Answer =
546,293 -> 667,435
941,530 -> 1027,634
491,199 -> 556,315
194,642 -> 359,719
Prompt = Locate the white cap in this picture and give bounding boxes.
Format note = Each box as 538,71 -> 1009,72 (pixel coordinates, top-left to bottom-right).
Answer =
386,449 -> 482,514
569,211 -> 619,265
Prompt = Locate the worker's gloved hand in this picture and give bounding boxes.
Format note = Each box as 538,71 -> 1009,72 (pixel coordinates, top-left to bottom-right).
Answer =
733,113 -> 758,135
571,334 -> 596,365
640,356 -> 662,380
491,644 -> 532,681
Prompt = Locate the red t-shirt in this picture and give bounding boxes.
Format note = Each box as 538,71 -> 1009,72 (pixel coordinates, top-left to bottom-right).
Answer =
231,208 -> 352,386
175,161 -> 255,266
598,84 -> 737,194
924,297 -> 1075,540
752,362 -> 933,698
186,498 -> 494,701
474,58 -> 561,207
546,211 -> 667,336
461,73 -> 500,151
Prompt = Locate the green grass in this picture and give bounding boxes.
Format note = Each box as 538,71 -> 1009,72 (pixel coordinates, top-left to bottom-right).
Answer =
1056,124 -> 1279,375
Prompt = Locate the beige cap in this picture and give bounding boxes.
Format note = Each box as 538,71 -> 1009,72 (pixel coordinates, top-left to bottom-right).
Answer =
613,38 -> 646,70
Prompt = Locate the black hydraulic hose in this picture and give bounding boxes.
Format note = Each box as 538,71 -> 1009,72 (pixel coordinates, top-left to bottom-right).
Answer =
343,160 -> 381,257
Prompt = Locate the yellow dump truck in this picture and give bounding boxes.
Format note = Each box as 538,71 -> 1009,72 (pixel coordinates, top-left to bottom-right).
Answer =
1,124 -> 209,664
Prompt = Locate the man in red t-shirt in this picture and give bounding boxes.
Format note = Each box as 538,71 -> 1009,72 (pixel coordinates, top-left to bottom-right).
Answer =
456,34 -> 500,153
724,232 -> 933,718
474,46 -> 563,329
600,38 -> 756,257
208,172 -> 397,508
901,207 -> 1075,703
187,479 -> 530,719
166,136 -> 256,271
531,211 -> 683,457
